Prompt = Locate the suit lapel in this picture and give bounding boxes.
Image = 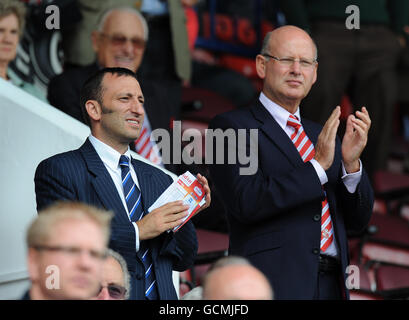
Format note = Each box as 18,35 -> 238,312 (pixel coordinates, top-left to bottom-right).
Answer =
79,139 -> 129,223
251,102 -> 304,167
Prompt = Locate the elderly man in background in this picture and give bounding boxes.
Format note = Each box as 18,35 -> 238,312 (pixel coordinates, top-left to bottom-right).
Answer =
48,6 -> 172,167
94,249 -> 131,300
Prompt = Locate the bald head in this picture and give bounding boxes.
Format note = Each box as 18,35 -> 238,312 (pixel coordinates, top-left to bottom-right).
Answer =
261,25 -> 317,60
256,25 -> 319,113
203,264 -> 273,300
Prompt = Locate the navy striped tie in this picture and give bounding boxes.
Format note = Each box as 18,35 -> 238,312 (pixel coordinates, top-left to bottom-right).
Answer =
119,155 -> 158,300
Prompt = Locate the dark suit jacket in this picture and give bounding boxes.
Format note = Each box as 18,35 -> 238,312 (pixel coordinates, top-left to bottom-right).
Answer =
208,101 -> 374,300
47,63 -> 175,132
34,139 -> 198,300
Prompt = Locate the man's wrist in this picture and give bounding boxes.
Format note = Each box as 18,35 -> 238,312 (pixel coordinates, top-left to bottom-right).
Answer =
344,160 -> 360,173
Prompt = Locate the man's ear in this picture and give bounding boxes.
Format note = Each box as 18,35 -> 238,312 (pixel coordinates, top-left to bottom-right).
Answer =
256,54 -> 267,79
85,100 -> 102,122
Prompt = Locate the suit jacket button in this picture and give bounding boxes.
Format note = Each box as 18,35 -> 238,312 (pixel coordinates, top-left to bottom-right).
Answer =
312,248 -> 319,255
313,214 -> 320,222
136,274 -> 143,280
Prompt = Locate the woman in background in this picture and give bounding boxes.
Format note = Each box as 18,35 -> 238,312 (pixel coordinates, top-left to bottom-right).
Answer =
0,0 -> 45,100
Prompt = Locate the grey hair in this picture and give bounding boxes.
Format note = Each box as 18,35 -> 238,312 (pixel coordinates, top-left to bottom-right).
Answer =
97,6 -> 149,41
260,30 -> 318,61
105,248 -> 131,300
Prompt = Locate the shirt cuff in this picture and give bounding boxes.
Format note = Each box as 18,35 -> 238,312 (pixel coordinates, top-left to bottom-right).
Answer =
310,159 -> 328,185
132,222 -> 140,252
341,159 -> 362,193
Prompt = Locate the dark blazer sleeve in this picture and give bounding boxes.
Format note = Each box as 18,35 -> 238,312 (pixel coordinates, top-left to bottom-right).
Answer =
34,155 -> 78,211
208,113 -> 325,225
335,164 -> 374,234
160,221 -> 198,271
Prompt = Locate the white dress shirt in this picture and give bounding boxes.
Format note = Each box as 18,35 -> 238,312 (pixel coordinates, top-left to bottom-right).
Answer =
259,92 -> 363,257
89,135 -> 142,252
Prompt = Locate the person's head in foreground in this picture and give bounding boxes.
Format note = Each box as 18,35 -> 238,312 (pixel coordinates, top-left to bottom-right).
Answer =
26,201 -> 112,300
202,256 -> 274,300
93,248 -> 130,300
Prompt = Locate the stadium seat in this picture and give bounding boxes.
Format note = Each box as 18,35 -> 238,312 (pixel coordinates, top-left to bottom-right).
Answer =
374,263 -> 409,291
193,229 -> 229,285
369,212 -> 409,246
349,289 -> 383,300
181,87 -> 235,123
373,170 -> 409,214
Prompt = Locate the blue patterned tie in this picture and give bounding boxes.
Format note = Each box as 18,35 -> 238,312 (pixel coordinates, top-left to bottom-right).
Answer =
119,155 -> 158,300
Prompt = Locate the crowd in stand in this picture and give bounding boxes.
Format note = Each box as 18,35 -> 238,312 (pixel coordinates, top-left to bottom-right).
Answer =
2,0 -> 409,300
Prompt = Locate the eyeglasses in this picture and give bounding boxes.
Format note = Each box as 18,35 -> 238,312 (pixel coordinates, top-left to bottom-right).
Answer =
263,54 -> 317,68
33,245 -> 107,261
100,33 -> 146,49
98,283 -> 127,300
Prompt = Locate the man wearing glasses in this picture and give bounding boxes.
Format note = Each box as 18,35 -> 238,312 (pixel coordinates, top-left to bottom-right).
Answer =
208,26 -> 374,299
94,249 -> 130,300
48,6 -> 173,168
23,202 -> 112,300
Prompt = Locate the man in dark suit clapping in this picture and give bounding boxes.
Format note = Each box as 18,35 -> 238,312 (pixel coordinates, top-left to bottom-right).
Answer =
209,26 -> 373,300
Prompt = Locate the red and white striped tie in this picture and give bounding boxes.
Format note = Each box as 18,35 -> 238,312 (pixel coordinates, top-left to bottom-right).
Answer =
134,116 -> 163,167
287,114 -> 334,252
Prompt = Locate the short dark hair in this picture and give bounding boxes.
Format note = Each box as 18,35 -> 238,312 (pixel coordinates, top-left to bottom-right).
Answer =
79,67 -> 138,126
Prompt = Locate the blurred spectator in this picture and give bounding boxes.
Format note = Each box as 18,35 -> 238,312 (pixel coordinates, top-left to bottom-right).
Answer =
279,0 -> 409,179
48,6 -> 171,168
190,50 -> 257,109
93,249 -> 130,300
23,201 -> 112,300
62,0 -> 134,67
201,255 -> 273,300
187,5 -> 257,109
0,0 -> 45,100
137,0 -> 194,127
61,0 -> 190,127
398,26 -> 409,172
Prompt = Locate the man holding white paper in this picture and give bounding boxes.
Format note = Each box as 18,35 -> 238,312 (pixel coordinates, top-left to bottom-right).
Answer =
35,67 -> 211,300
149,171 -> 207,232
